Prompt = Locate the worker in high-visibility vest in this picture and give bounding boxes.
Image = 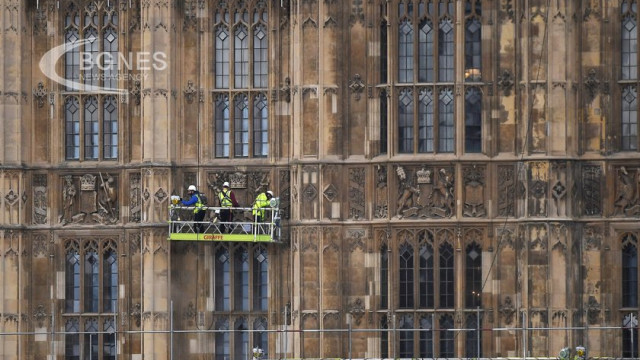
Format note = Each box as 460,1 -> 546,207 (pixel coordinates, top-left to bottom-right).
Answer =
217,182 -> 238,233
252,190 -> 274,223
180,185 -> 205,232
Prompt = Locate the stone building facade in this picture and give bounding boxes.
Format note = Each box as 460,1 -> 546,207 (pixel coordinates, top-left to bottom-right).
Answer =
0,0 -> 639,358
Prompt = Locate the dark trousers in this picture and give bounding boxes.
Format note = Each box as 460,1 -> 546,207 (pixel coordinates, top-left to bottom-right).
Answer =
219,208 -> 233,233
194,210 -> 205,233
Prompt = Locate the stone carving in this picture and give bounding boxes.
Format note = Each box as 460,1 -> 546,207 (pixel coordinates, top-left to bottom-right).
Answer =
582,165 -> 602,216
586,296 -> 601,325
529,224 -> 548,251
33,233 -> 48,258
33,82 -> 47,108
350,0 -> 364,25
323,184 -> 337,201
395,166 -> 455,219
583,225 -> 602,251
528,162 -> 548,217
130,173 -> 141,223
279,169 -> 291,220
130,80 -> 141,105
184,80 -> 197,103
33,304 -> 48,327
499,296 -> 516,325
303,184 -> 318,202
583,68 -> 600,101
497,165 -> 515,217
347,229 -> 365,252
33,174 -> 47,225
613,166 -> 640,216
349,74 -> 366,100
374,165 -> 388,219
497,69 -> 514,95
349,168 -> 365,219
59,174 -> 119,225
60,175 -> 77,224
463,165 -> 486,217
347,298 -> 365,325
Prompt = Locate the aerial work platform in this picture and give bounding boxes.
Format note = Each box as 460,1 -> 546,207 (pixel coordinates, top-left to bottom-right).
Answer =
168,198 -> 281,242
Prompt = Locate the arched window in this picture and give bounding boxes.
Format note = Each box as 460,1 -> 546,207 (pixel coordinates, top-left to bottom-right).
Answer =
622,234 -> 638,308
234,317 -> 249,360
234,246 -> 250,310
213,1 -> 269,159
465,313 -> 482,357
465,242 -> 482,307
465,87 -> 482,153
439,314 -> 455,357
439,242 -> 454,308
399,242 -> 415,308
419,235 -> 434,308
419,315 -> 434,357
464,0 -> 482,81
253,246 -> 268,310
63,1 -> 119,161
398,314 -> 414,358
215,246 -> 231,311
215,318 -> 230,360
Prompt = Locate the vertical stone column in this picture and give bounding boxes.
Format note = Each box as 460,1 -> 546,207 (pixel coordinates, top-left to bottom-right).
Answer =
139,0 -> 176,358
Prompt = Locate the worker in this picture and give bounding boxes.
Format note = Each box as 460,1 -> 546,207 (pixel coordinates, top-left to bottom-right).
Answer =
218,181 -> 239,233
180,185 -> 206,233
252,190 -> 274,223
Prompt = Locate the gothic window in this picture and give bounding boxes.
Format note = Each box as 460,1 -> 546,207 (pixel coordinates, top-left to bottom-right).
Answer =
234,318 -> 250,360
384,0 -> 484,156
380,316 -> 389,358
234,247 -> 250,310
380,243 -> 389,309
419,315 -> 434,357
380,90 -> 389,154
439,242 -> 454,308
419,237 -> 434,308
215,246 -> 231,311
253,317 -> 269,354
465,87 -> 482,153
253,246 -> 268,311
63,1 -> 119,161
622,233 -> 638,308
64,238 -> 118,360
213,1 -> 269,158
439,314 -> 455,357
465,0 -> 482,81
398,314 -> 414,358
623,313 -> 639,357
213,244 -> 270,358
465,242 -> 482,308
215,319 -> 230,360
399,242 -> 415,308
465,313 -> 482,357
621,1 -> 640,151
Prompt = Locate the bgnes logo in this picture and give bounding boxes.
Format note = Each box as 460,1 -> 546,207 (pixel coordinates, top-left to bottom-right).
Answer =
39,39 -> 168,95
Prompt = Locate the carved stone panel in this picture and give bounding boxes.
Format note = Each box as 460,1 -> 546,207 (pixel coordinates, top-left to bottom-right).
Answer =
497,165 -> 515,217
348,167 -> 365,219
32,174 -> 48,225
528,162 -> 548,217
613,166 -> 640,216
463,165 -> 486,217
130,172 -> 141,223
582,165 -> 602,216
394,165 -> 455,219
60,174 -> 119,225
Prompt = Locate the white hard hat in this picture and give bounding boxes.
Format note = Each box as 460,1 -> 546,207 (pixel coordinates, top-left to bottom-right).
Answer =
188,185 -> 197,191
266,191 -> 274,196
222,182 -> 230,187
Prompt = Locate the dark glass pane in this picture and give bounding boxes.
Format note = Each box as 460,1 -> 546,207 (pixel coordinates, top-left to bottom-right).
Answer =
65,97 -> 80,160
438,88 -> 454,152
64,318 -> 80,360
419,19 -> 434,82
438,19 -> 454,82
215,319 -> 230,360
439,243 -> 454,308
398,314 -> 414,358
84,96 -> 99,160
622,242 -> 638,307
418,89 -> 434,153
84,249 -> 99,312
380,317 -> 389,358
215,247 -> 231,311
465,313 -> 482,357
215,95 -> 230,157
398,20 -> 414,82
399,243 -> 414,308
215,26 -> 230,89
381,244 -> 389,309
419,242 -> 434,308
253,24 -> 268,88
465,18 -> 482,81
381,21 -> 388,83
380,91 -> 388,154
465,242 -> 482,307
253,246 -> 269,310
419,316 -> 433,357
622,15 -> 638,80
65,249 -> 80,313
234,318 -> 249,360
622,86 -> 638,151
465,87 -> 482,153
235,25 -> 249,88
253,93 -> 268,157
398,88 -> 414,153
439,314 -> 454,357
234,94 -> 249,157
103,96 -> 119,159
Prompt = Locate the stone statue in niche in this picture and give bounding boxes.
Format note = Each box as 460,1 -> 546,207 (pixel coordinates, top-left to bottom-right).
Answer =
423,168 -> 455,218
60,175 -> 76,224
395,166 -> 420,218
93,174 -> 119,224
463,166 -> 486,217
614,166 -> 640,216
